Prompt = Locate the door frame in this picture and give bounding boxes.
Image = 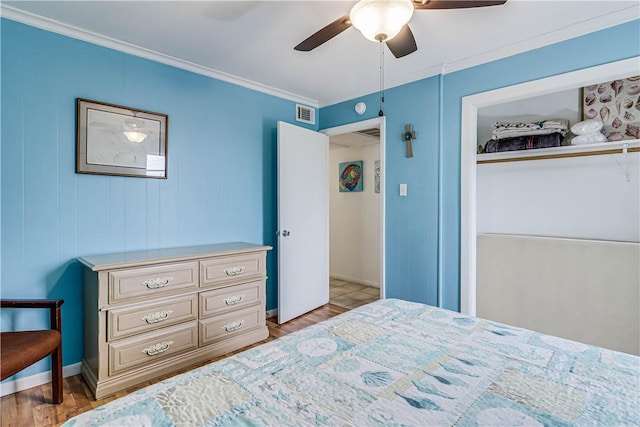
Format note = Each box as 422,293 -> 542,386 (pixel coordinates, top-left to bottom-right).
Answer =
460,57 -> 639,316
321,117 -> 386,298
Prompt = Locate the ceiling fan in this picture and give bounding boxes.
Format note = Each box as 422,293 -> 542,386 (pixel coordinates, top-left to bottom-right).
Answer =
294,0 -> 507,58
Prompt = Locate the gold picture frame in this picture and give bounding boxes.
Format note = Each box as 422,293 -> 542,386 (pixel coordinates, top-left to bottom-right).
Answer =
76,98 -> 168,178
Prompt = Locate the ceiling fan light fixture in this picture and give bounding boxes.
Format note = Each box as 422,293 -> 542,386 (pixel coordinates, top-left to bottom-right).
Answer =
349,0 -> 414,42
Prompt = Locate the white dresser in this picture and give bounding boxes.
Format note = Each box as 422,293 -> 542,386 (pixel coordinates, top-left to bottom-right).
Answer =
78,242 -> 271,399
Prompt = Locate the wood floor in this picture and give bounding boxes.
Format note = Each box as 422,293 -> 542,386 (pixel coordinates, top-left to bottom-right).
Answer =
0,303 -> 349,427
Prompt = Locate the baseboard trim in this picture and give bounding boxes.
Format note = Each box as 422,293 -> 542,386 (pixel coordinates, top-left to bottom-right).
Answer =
266,308 -> 278,319
0,362 -> 82,397
330,274 -> 380,289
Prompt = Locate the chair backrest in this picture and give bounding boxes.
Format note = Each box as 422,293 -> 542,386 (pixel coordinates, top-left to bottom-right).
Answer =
0,299 -> 64,403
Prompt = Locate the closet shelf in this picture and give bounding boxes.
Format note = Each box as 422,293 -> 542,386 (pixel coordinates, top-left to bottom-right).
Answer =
477,139 -> 640,164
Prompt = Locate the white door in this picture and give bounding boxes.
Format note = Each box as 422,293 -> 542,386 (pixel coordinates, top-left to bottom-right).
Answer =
277,121 -> 329,324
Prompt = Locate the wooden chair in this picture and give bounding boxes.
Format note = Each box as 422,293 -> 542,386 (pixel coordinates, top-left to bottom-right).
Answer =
1,299 -> 64,404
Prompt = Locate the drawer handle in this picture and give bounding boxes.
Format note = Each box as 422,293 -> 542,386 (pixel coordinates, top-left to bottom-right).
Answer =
223,320 -> 244,332
141,310 -> 173,324
142,276 -> 173,289
224,266 -> 245,276
223,295 -> 245,305
142,341 -> 174,356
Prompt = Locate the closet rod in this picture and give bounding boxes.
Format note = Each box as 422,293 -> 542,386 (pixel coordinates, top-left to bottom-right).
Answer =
477,146 -> 640,164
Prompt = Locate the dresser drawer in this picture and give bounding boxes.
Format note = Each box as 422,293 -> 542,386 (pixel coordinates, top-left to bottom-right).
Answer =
200,253 -> 264,288
108,321 -> 198,376
199,306 -> 263,346
107,294 -> 198,341
108,262 -> 198,304
199,280 -> 262,318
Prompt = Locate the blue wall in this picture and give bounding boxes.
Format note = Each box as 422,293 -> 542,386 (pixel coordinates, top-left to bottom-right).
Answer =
0,18 -> 315,379
321,78 -> 442,306
321,19 -> 640,311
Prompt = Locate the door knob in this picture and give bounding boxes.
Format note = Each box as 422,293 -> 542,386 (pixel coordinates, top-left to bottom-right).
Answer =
277,230 -> 291,237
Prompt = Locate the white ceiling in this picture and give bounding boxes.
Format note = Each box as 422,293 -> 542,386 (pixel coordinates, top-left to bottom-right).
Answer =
330,130 -> 380,149
3,1 -> 638,107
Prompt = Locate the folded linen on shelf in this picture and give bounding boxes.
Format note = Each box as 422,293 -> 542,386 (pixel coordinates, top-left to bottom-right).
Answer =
492,119 -> 569,140
484,132 -> 563,153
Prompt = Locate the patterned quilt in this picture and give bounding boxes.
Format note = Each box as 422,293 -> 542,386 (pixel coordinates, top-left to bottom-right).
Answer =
64,299 -> 639,426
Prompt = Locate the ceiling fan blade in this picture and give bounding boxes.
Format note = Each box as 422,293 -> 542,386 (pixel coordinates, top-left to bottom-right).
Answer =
414,0 -> 506,10
386,25 -> 417,58
294,15 -> 352,52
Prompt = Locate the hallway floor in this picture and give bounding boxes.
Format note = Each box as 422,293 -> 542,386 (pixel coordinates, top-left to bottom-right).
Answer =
329,278 -> 380,309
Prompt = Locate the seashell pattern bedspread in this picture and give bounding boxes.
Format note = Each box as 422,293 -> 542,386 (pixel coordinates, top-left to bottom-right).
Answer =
64,299 -> 639,426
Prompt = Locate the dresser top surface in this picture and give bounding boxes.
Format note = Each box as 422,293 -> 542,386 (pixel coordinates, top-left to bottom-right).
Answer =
78,242 -> 272,271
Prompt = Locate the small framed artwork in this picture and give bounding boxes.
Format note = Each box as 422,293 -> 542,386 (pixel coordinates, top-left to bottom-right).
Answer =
581,76 -> 640,141
338,160 -> 363,192
76,98 -> 168,178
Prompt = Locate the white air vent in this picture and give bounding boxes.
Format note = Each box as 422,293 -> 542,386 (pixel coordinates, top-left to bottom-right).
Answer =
356,128 -> 381,138
296,104 -> 315,125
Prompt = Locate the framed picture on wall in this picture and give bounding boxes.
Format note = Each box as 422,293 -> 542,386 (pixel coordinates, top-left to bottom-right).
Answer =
76,98 -> 168,178
338,160 -> 363,192
581,76 -> 640,141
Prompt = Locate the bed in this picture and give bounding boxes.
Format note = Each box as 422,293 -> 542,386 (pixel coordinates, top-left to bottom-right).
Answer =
64,299 -> 639,426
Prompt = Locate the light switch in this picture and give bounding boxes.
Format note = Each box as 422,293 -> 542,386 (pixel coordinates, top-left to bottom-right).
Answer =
400,183 -> 407,196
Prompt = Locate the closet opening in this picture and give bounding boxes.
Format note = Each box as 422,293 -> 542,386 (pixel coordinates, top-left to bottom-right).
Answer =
460,57 -> 639,355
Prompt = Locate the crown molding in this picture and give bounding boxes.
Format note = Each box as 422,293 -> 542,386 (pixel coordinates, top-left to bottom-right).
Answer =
320,4 -> 639,107
0,5 -> 320,108
444,4 -> 640,75
318,63 -> 446,108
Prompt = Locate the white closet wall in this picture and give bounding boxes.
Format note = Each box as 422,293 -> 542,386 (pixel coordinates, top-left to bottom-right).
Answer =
477,91 -> 639,242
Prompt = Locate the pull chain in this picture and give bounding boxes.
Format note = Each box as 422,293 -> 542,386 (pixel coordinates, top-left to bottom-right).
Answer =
379,41 -> 385,117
